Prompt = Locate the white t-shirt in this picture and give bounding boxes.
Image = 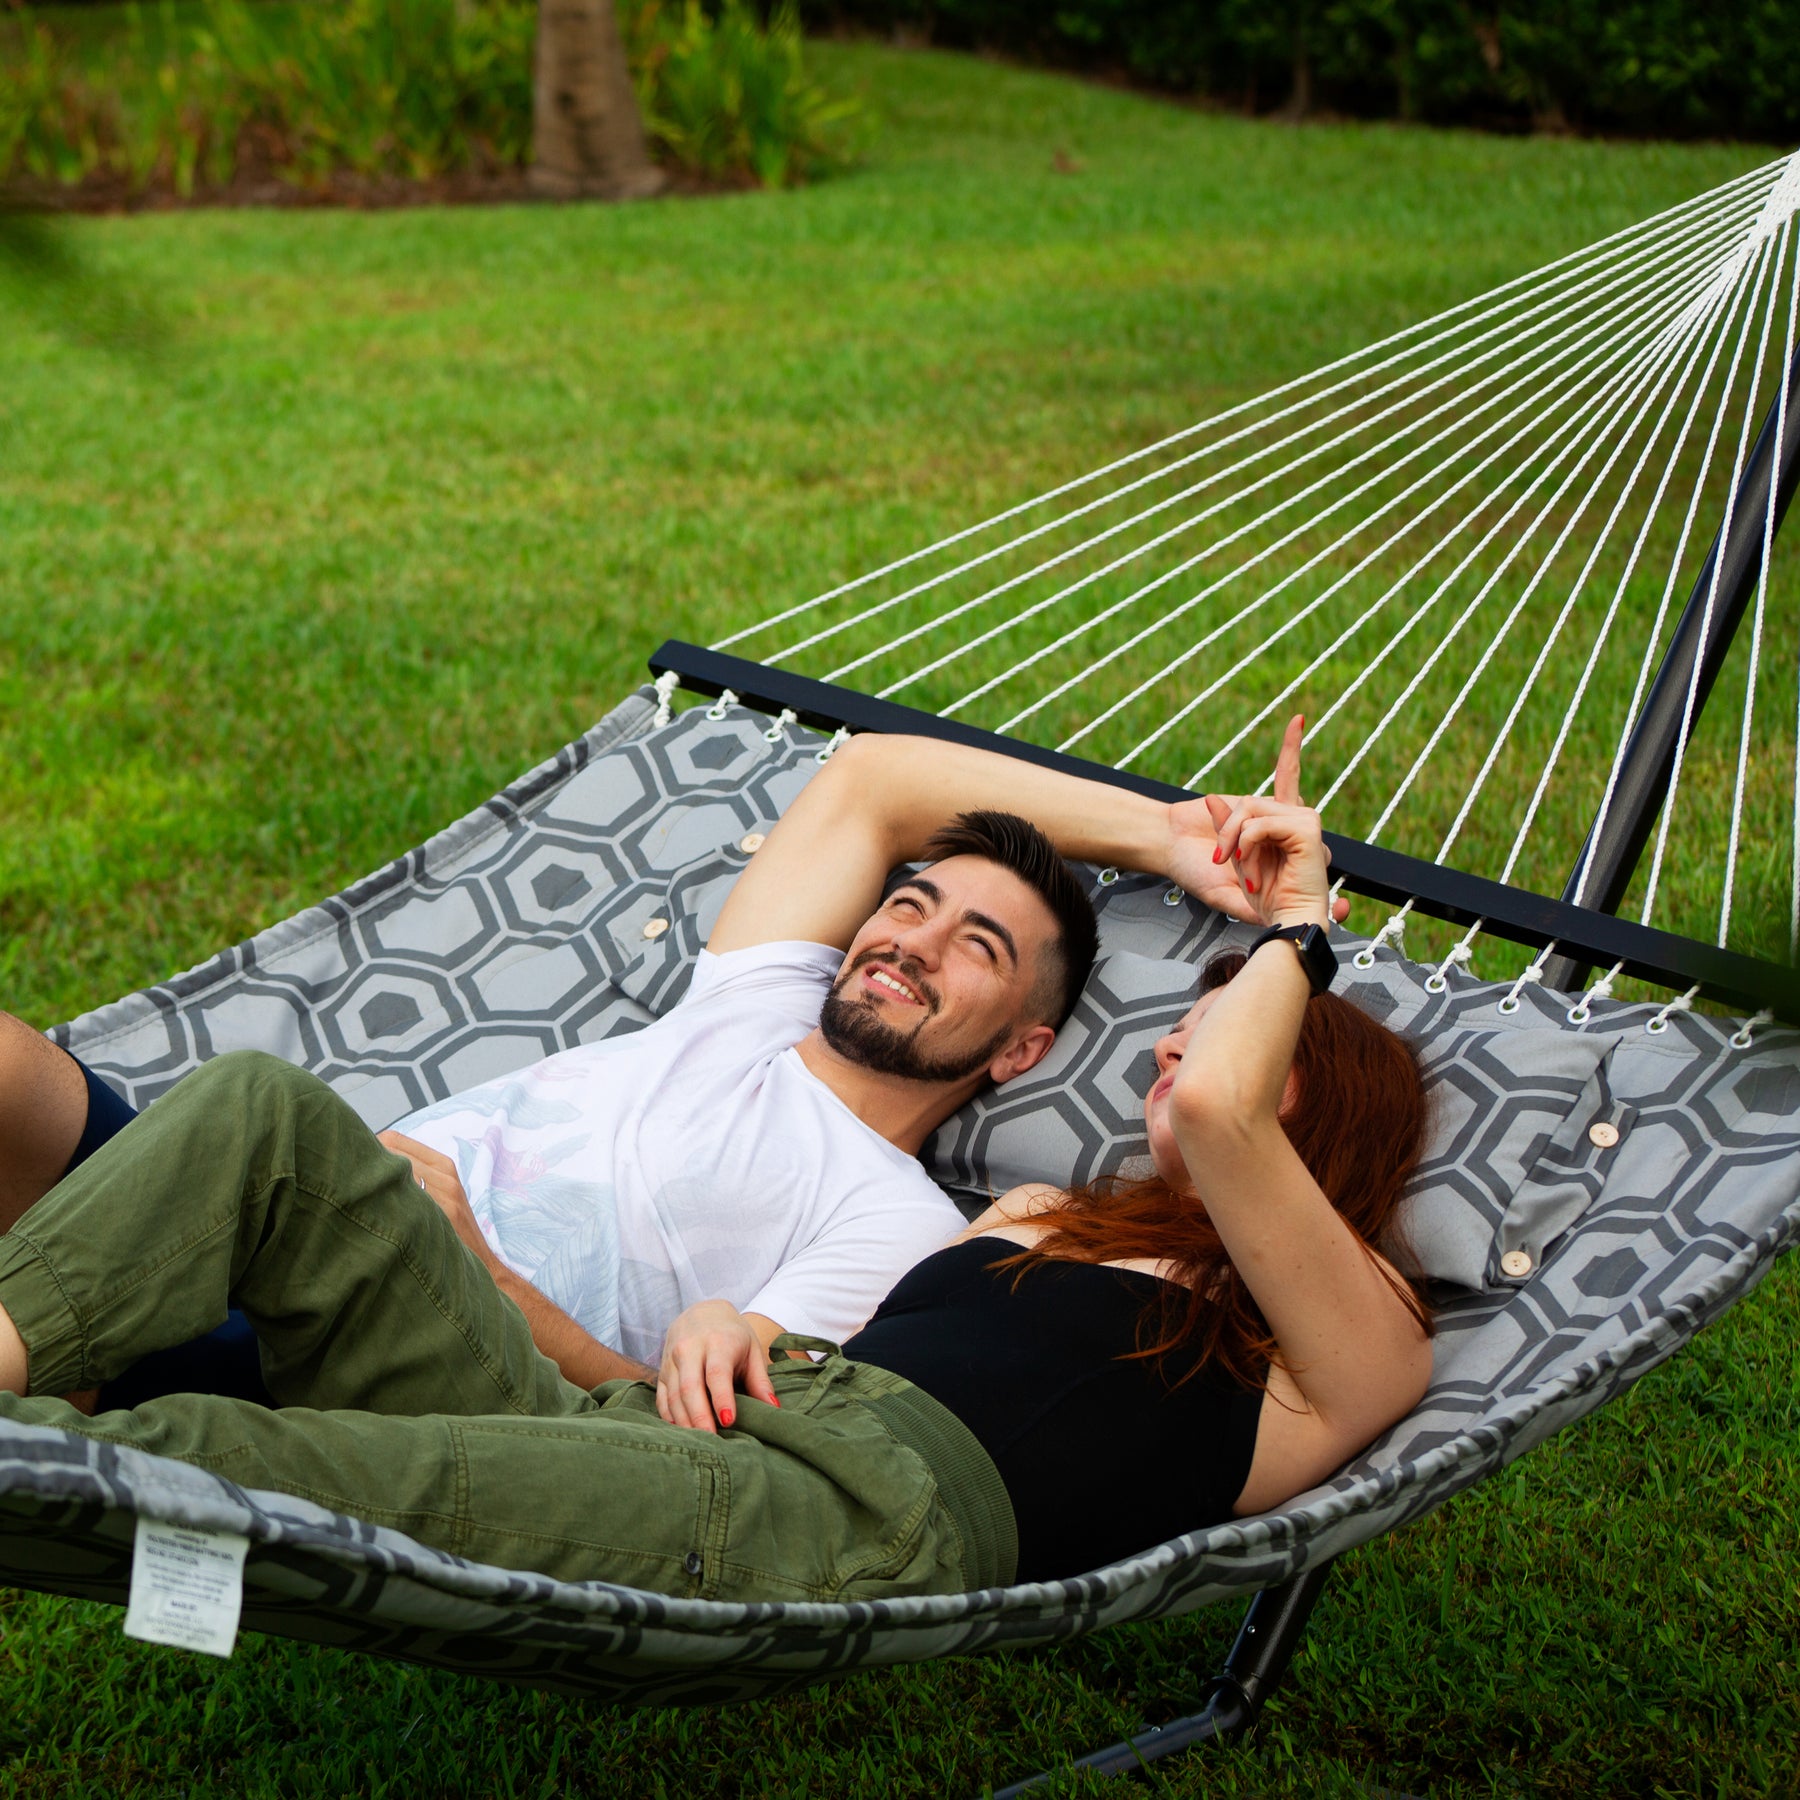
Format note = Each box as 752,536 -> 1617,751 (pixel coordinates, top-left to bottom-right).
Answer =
391,941 -> 962,1366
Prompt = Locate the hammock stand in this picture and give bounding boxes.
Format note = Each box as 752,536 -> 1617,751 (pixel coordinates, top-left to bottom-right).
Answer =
6,154 -> 1800,1796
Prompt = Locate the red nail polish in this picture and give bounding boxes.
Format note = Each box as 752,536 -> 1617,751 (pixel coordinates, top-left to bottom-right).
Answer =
1245,879 -> 1257,893
1212,846 -> 1223,864
720,1410 -> 734,1427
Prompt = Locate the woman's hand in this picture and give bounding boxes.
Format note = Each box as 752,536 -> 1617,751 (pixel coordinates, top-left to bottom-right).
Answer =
656,1299 -> 780,1433
1164,718 -> 1346,925
1201,716 -> 1335,930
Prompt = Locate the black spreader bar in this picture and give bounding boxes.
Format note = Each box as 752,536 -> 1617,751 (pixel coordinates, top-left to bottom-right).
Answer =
649,640 -> 1798,1021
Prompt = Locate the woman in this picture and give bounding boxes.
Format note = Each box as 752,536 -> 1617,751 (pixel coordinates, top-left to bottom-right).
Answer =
0,749 -> 1432,1597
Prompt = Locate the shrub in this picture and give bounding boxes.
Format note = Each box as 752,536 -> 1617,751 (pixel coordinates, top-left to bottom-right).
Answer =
0,0 -> 866,199
630,1 -> 869,188
799,0 -> 1800,142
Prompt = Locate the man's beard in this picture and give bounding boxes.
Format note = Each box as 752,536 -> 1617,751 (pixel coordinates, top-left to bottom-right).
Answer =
819,950 -> 1012,1084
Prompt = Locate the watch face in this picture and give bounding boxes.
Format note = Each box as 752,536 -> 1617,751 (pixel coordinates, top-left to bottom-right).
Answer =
1295,924 -> 1337,995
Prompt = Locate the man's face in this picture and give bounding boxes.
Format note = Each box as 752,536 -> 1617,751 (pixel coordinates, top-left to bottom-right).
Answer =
819,855 -> 1061,1087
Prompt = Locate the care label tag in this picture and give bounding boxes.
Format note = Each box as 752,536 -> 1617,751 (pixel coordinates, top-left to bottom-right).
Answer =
123,1515 -> 249,1659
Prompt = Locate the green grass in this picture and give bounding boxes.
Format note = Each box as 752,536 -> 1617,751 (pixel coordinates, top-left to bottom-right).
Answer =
1,42 -> 1797,1798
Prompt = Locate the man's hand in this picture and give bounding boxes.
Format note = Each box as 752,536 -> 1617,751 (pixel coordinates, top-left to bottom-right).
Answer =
378,1130 -> 654,1391
378,1132 -> 494,1266
1164,796 -> 1263,921
656,1299 -> 781,1433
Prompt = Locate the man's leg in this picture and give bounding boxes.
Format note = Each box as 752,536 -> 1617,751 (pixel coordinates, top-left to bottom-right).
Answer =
0,1051 -> 585,1420
0,1361 -> 981,1599
0,1012 -> 89,1233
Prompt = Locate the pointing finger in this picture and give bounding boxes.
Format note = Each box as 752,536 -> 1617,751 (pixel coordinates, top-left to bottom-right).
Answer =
1273,715 -> 1304,807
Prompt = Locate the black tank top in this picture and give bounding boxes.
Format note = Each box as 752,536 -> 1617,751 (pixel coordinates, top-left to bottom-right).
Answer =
843,1238 -> 1263,1583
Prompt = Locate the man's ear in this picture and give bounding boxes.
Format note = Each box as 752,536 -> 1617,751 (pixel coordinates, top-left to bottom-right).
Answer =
989,1022 -> 1057,1087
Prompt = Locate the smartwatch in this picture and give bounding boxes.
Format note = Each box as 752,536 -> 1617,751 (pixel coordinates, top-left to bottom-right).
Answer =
1246,922 -> 1337,996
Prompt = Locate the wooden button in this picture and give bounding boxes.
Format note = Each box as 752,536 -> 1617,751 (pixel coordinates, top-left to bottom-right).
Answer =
1500,1250 -> 1533,1278
1588,1121 -> 1620,1149
739,832 -> 766,853
642,918 -> 670,940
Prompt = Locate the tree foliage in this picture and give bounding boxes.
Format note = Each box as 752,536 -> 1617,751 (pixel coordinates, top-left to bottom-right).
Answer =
803,0 -> 1800,140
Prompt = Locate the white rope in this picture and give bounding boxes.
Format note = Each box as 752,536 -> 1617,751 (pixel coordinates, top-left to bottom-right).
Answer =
1219,265 -> 1737,810
762,707 -> 798,742
1566,960 -> 1625,1024
1231,273 -> 1720,817
1312,283 -> 1729,826
651,670 -> 680,727
1720,221 -> 1796,948
1424,925 -> 1482,991
1129,296 -> 1701,782
1645,984 -> 1700,1033
1350,903 -> 1412,968
1730,1008 -> 1776,1048
813,726 -> 852,764
710,161 -> 1781,658
1422,270 -> 1745,872
1635,232 -> 1784,932
1496,953 -> 1551,1015
853,223 -> 1732,706
1487,262 -> 1748,890
705,687 -> 740,721
977,245 -> 1724,749
1321,219 -> 1777,846
1565,244 -> 1776,912
791,201 -> 1744,685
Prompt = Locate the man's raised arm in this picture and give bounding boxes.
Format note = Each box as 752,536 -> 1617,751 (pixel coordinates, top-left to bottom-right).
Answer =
708,731 -> 1267,955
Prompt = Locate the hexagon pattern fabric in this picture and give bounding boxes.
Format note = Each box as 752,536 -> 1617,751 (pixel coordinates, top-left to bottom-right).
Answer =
4,691 -> 1797,1704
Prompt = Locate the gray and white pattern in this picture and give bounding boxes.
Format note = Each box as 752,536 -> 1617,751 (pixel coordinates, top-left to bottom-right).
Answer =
3,694 -> 1796,1703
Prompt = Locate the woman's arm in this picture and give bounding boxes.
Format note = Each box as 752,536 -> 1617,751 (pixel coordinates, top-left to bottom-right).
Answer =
1170,728 -> 1432,1481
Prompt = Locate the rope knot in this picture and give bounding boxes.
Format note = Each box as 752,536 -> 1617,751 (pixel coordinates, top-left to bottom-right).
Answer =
651,670 -> 681,728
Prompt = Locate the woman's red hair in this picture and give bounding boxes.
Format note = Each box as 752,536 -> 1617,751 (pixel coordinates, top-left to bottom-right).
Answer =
998,950 -> 1434,1391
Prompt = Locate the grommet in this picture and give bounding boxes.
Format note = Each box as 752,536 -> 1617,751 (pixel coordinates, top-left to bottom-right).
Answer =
1500,1250 -> 1533,1279
1352,948 -> 1377,969
1496,996 -> 1521,1015
683,1551 -> 703,1575
1588,1121 -> 1620,1149
642,917 -> 670,940
1097,867 -> 1120,886
1424,973 -> 1447,993
739,832 -> 766,853
1162,886 -> 1184,907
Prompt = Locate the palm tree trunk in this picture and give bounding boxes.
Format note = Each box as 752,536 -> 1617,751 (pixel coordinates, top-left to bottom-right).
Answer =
530,0 -> 664,200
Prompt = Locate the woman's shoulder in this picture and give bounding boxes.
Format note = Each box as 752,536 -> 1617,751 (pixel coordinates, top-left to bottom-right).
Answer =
948,1183 -> 1066,1245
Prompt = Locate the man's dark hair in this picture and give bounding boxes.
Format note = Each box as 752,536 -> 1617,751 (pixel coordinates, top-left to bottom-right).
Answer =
922,810 -> 1099,1028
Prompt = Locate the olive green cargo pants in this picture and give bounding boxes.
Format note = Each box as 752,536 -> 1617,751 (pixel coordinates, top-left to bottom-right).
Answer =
0,1052 -> 1015,1598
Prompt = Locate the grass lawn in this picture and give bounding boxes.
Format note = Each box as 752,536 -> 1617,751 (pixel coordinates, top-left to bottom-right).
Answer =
2,40 -> 1797,1798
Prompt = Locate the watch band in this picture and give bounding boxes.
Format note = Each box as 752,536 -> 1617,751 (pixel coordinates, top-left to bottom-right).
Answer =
1246,922 -> 1337,996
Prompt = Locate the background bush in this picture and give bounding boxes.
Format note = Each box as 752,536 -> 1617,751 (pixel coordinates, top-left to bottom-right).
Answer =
0,0 -> 865,197
801,0 -> 1800,141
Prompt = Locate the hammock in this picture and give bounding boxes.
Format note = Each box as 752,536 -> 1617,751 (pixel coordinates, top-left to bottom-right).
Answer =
5,151 -> 1799,1789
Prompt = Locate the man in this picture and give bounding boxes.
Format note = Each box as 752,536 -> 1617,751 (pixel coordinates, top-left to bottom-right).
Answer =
1,728 -> 1271,1403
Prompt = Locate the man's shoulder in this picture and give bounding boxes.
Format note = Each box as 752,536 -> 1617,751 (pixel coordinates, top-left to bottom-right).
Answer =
684,939 -> 844,1008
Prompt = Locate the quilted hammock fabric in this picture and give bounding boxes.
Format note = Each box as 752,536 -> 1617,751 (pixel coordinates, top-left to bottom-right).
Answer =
4,692 -> 1799,1706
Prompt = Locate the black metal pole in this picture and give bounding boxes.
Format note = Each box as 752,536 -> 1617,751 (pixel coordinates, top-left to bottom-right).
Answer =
1543,341 -> 1800,993
987,1562 -> 1337,1798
